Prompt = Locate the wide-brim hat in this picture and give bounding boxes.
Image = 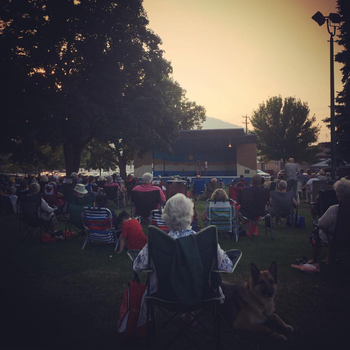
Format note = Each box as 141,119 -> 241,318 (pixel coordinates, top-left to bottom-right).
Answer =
116,176 -> 123,183
74,184 -> 88,195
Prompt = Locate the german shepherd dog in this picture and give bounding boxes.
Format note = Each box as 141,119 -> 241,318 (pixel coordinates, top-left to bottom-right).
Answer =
221,261 -> 294,340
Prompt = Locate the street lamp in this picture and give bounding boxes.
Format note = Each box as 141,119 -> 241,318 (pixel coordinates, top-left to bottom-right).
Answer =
312,11 -> 342,180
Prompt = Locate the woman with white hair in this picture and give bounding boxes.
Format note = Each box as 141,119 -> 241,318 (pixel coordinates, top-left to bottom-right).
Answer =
133,193 -> 234,325
311,177 -> 350,264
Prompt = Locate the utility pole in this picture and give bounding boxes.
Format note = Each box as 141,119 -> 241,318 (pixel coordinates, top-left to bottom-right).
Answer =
242,115 -> 249,134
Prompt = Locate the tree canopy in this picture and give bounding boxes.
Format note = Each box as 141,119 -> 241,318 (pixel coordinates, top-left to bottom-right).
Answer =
250,96 -> 320,166
0,0 -> 206,176
335,0 -> 350,163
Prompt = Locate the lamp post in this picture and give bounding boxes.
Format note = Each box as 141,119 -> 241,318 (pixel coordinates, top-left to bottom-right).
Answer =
312,11 -> 342,180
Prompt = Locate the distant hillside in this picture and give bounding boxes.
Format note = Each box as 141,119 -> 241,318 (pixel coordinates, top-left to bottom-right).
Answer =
200,116 -> 241,129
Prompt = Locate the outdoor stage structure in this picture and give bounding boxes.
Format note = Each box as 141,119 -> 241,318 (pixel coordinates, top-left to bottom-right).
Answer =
133,129 -> 257,183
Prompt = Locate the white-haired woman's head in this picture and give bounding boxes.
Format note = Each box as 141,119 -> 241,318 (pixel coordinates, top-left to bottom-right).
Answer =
162,193 -> 194,232
334,178 -> 350,201
142,172 -> 153,185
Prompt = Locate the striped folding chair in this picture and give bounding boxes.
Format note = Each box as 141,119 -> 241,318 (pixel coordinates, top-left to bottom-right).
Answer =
81,207 -> 121,250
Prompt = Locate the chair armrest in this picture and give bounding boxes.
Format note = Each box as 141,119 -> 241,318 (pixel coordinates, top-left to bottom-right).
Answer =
127,249 -> 141,262
213,249 -> 242,274
127,250 -> 153,273
226,249 -> 242,272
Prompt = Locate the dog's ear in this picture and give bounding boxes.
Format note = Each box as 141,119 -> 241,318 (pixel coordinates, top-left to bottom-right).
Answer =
250,262 -> 260,283
269,260 -> 278,282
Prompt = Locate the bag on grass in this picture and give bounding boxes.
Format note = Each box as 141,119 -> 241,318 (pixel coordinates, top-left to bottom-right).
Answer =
117,281 -> 147,338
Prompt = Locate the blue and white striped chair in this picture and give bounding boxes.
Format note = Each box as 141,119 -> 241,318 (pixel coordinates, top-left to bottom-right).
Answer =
81,207 -> 121,250
205,199 -> 239,241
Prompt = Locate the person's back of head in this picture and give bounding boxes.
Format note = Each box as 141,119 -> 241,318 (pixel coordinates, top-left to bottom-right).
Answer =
162,193 -> 193,232
334,178 -> 350,201
278,180 -> 287,192
251,174 -> 263,187
142,172 -> 153,185
211,188 -> 228,201
95,193 -> 108,208
29,182 -> 40,194
117,210 -> 131,223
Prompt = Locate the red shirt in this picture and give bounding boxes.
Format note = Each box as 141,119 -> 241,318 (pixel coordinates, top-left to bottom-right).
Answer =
121,219 -> 147,250
132,184 -> 166,203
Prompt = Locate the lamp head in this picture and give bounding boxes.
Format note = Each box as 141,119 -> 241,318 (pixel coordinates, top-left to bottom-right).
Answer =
328,13 -> 342,24
312,11 -> 326,26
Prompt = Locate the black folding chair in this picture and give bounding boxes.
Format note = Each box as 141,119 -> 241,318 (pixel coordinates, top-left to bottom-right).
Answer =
318,190 -> 339,217
237,188 -> 272,239
270,191 -> 296,229
165,180 -> 187,200
141,225 -> 241,350
313,200 -> 350,263
130,190 -> 161,223
18,193 -> 47,241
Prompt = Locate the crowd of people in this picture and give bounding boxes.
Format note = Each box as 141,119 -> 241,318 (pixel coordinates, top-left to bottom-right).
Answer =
2,165 -> 349,287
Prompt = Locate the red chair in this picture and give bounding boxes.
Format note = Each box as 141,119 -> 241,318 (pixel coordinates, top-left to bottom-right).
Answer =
229,187 -> 242,201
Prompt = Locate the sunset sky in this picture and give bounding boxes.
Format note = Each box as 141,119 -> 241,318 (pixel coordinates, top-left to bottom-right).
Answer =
143,0 -> 342,143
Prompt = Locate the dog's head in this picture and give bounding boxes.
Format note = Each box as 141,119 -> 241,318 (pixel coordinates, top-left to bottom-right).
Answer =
250,261 -> 278,299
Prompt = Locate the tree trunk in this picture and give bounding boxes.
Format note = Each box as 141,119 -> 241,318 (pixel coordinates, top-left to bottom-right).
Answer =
118,155 -> 128,180
64,143 -> 82,176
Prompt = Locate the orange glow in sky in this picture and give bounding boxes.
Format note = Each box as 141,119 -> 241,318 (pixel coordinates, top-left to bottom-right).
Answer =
143,0 -> 342,143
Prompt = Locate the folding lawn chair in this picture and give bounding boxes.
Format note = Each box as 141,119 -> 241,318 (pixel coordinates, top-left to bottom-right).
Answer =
64,194 -> 94,236
18,193 -> 47,241
81,207 -> 121,250
150,209 -> 169,233
0,196 -> 15,215
140,225 -> 242,350
318,190 -> 339,217
313,200 -> 350,263
229,187 -> 242,201
165,180 -> 187,200
130,190 -> 161,223
237,188 -> 272,239
205,199 -> 239,241
61,176 -> 76,200
270,190 -> 297,228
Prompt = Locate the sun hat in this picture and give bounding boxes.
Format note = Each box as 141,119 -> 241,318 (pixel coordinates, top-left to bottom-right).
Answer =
116,176 -> 123,183
74,183 -> 88,195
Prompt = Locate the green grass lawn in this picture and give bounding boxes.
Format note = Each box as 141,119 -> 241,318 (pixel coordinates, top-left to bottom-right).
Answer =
1,198 -> 349,349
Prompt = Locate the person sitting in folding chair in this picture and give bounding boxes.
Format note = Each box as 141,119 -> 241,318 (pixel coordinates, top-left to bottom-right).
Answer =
310,177 -> 350,265
133,193 -> 235,327
201,188 -> 238,240
270,180 -> 297,227
132,172 -> 166,204
201,188 -> 230,223
28,182 -> 59,236
94,193 -> 119,228
239,174 -> 267,236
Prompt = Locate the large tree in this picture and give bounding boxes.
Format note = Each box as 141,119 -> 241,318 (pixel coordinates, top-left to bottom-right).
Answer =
335,0 -> 350,163
105,78 -> 206,179
250,96 -> 320,167
0,0 -> 205,175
